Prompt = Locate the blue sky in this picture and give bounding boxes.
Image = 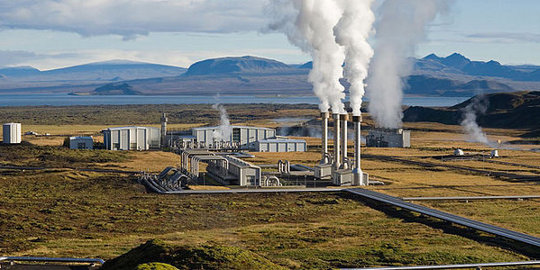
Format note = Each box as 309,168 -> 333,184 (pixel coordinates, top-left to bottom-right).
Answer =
0,0 -> 538,70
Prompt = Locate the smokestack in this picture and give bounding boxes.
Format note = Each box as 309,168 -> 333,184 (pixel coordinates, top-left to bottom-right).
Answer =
333,113 -> 341,170
161,113 -> 167,147
320,111 -> 329,164
353,115 -> 364,185
340,113 -> 348,169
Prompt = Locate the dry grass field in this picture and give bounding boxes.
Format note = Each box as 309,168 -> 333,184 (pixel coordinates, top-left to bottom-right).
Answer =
1,104 -> 539,268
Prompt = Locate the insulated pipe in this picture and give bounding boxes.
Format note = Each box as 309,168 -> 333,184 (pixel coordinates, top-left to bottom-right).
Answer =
320,112 -> 329,164
353,115 -> 363,185
340,113 -> 348,169
333,113 -> 341,170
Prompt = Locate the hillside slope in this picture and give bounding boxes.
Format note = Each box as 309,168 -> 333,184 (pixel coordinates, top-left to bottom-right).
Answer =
403,91 -> 540,132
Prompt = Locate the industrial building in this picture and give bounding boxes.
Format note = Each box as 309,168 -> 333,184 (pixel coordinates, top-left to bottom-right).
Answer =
69,136 -> 94,150
255,138 -> 306,152
102,126 -> 160,151
366,129 -> 411,148
3,123 -> 22,144
192,126 -> 276,149
207,155 -> 262,186
179,149 -> 262,187
170,125 -> 306,152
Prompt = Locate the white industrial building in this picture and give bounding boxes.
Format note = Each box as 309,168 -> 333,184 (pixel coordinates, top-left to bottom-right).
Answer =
366,129 -> 411,148
192,126 -> 276,149
3,123 -> 22,144
102,126 -> 160,151
255,138 -> 307,152
69,136 -> 94,150
206,155 -> 262,186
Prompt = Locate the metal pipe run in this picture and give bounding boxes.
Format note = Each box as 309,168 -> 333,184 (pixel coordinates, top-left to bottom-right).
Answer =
402,195 -> 540,201
0,256 -> 105,265
340,113 -> 348,169
352,115 -> 363,185
333,113 -> 341,170
341,260 -> 540,270
320,111 -> 329,164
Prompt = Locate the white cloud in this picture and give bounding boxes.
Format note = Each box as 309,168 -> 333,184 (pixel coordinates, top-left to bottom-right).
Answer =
0,0 -> 268,39
466,32 -> 540,43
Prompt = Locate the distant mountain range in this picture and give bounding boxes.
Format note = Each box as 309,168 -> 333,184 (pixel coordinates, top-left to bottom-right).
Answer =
1,53 -> 540,97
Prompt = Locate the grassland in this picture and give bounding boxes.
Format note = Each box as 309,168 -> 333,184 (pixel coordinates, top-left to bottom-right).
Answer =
0,104 -> 539,268
0,170 -> 531,269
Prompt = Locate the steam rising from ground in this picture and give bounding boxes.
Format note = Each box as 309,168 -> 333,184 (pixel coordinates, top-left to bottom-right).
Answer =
212,101 -> 232,142
367,0 -> 451,128
334,0 -> 375,116
461,96 -> 490,144
267,0 -> 346,113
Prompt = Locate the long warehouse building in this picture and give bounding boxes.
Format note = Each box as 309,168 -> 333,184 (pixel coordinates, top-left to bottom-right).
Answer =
102,126 -> 160,151
192,126 -> 276,149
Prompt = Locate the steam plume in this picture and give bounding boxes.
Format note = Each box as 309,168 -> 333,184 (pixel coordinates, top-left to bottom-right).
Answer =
367,0 -> 451,128
334,0 -> 375,116
267,0 -> 346,113
461,96 -> 490,145
212,99 -> 232,141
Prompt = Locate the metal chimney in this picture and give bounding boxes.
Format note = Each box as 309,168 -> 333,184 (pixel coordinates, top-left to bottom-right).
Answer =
161,113 -> 168,147
352,115 -> 364,185
320,111 -> 329,164
333,113 -> 341,170
340,113 -> 348,169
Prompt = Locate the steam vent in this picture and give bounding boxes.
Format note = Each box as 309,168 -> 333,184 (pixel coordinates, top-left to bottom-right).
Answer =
314,111 -> 368,186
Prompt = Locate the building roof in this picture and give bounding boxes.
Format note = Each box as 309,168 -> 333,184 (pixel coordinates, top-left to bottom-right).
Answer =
70,136 -> 93,140
257,138 -> 306,143
103,126 -> 159,131
192,125 -> 274,131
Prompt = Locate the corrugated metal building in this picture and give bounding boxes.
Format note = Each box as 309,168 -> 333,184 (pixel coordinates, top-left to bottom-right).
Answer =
69,136 -> 94,150
3,123 -> 22,144
207,155 -> 261,186
255,139 -> 307,152
366,129 -> 411,148
102,126 -> 160,150
192,126 -> 276,149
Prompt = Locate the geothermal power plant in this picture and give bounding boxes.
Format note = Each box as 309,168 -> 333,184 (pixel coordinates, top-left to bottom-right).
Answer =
315,112 -> 368,186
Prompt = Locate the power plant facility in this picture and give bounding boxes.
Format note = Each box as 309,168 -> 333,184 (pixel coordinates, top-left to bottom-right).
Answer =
102,126 -> 160,151
315,112 -> 369,186
3,123 -> 22,144
366,128 -> 411,148
167,123 -> 306,153
190,126 -> 276,149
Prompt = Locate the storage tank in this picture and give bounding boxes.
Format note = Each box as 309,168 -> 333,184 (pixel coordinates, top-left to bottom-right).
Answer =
3,123 -> 22,144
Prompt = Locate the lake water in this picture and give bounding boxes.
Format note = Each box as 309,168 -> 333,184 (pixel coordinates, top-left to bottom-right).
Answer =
0,94 -> 469,107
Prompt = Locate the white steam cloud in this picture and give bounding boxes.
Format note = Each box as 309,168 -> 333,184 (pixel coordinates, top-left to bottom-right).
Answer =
367,0 -> 452,128
212,101 -> 232,142
461,99 -> 489,144
267,0 -> 346,113
333,0 -> 375,116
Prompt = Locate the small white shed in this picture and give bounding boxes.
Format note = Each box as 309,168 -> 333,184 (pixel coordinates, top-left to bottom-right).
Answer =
3,123 -> 22,144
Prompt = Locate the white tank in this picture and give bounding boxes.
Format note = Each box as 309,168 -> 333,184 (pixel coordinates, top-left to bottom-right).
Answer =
454,149 -> 464,156
3,123 -> 22,144
490,149 -> 499,158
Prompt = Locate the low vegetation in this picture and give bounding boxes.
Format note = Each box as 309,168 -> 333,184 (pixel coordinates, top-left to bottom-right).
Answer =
0,104 -> 539,269
0,143 -> 129,167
